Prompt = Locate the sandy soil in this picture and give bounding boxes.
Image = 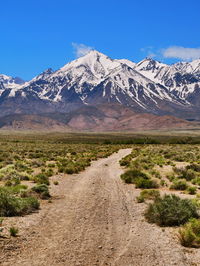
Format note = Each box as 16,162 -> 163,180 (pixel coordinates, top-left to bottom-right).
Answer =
0,149 -> 200,266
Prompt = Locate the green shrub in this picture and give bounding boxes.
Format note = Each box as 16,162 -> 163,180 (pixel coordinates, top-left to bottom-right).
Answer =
119,154 -> 132,166
186,163 -> 200,173
31,184 -> 50,199
145,194 -> 198,226
47,163 -> 56,168
166,173 -> 176,182
0,188 -> 21,216
170,179 -> 188,190
0,188 -> 39,217
179,218 -> 200,247
121,169 -> 159,189
180,169 -> 196,181
192,177 -> 200,186
160,179 -> 166,186
121,169 -> 149,184
140,189 -> 160,200
173,167 -> 196,181
149,169 -> 161,179
5,184 -> 28,194
137,189 -> 160,203
9,226 -> 19,237
187,186 -> 197,195
135,178 -> 159,189
18,197 -> 40,214
4,180 -> 12,187
64,167 -> 77,174
34,173 -> 50,185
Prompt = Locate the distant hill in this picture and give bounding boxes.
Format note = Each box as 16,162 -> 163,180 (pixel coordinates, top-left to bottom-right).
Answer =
0,104 -> 196,132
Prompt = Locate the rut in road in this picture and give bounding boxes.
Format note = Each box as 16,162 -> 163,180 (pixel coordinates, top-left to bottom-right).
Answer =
1,149 -> 193,266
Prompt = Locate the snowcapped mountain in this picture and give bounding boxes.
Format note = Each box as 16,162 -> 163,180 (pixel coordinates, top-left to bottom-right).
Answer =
135,58 -> 200,102
1,50 -> 200,120
0,74 -> 24,89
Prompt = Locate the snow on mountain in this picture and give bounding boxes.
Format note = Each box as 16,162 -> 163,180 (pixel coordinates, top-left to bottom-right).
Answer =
10,51 -> 182,113
0,74 -> 25,98
174,59 -> 200,77
116,59 -> 136,69
1,50 -> 200,119
134,58 -> 168,83
134,58 -> 200,101
0,74 -> 24,89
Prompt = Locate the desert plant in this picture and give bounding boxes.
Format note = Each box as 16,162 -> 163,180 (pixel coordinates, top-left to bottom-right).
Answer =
119,154 -> 133,166
179,218 -> 200,247
145,194 -> 199,226
136,195 -> 145,203
186,163 -> 200,173
160,179 -> 166,186
34,173 -> 50,185
135,178 -> 159,189
140,189 -> 160,200
192,177 -> 200,186
121,169 -> 149,184
187,186 -> 197,195
0,187 -> 39,217
150,169 -> 161,179
170,179 -> 188,190
121,169 -> 159,189
5,184 -> 28,194
137,189 -> 160,203
31,184 -> 50,199
173,167 -> 196,181
9,226 -> 19,237
166,172 -> 176,182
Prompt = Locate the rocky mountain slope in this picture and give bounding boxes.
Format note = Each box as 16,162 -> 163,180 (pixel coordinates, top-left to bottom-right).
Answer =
0,104 -> 196,131
1,50 -> 200,130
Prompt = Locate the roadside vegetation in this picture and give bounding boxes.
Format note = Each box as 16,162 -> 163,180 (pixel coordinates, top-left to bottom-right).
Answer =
2,132 -> 200,248
120,144 -> 200,248
0,133 -> 122,238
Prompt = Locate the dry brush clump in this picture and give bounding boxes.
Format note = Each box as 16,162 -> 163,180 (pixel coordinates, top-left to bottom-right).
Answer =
136,189 -> 160,203
0,187 -> 39,217
145,194 -> 199,227
179,218 -> 200,247
121,169 -> 159,189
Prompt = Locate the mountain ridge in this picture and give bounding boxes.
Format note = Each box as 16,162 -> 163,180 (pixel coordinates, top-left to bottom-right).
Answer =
0,104 -> 197,132
1,50 -> 200,124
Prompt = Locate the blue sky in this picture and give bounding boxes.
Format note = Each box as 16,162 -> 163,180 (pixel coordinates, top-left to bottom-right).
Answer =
1,0 -> 200,80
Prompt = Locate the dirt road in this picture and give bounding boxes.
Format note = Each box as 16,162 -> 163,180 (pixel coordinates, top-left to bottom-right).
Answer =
0,149 -> 198,266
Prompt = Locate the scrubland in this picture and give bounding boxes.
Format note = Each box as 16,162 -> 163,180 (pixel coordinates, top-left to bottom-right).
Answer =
1,132 -> 200,265
120,144 -> 200,249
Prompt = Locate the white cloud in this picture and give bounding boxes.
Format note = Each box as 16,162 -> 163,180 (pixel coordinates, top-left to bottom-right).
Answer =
72,43 -> 93,58
162,46 -> 200,61
140,46 -> 156,58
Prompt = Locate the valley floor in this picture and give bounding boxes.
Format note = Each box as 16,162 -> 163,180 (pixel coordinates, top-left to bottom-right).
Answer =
0,149 -> 199,266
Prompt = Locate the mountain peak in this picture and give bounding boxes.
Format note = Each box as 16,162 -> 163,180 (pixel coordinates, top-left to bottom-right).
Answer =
0,74 -> 25,89
59,50 -> 120,79
135,57 -> 167,72
83,49 -> 104,57
75,49 -> 112,63
42,68 -> 54,75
